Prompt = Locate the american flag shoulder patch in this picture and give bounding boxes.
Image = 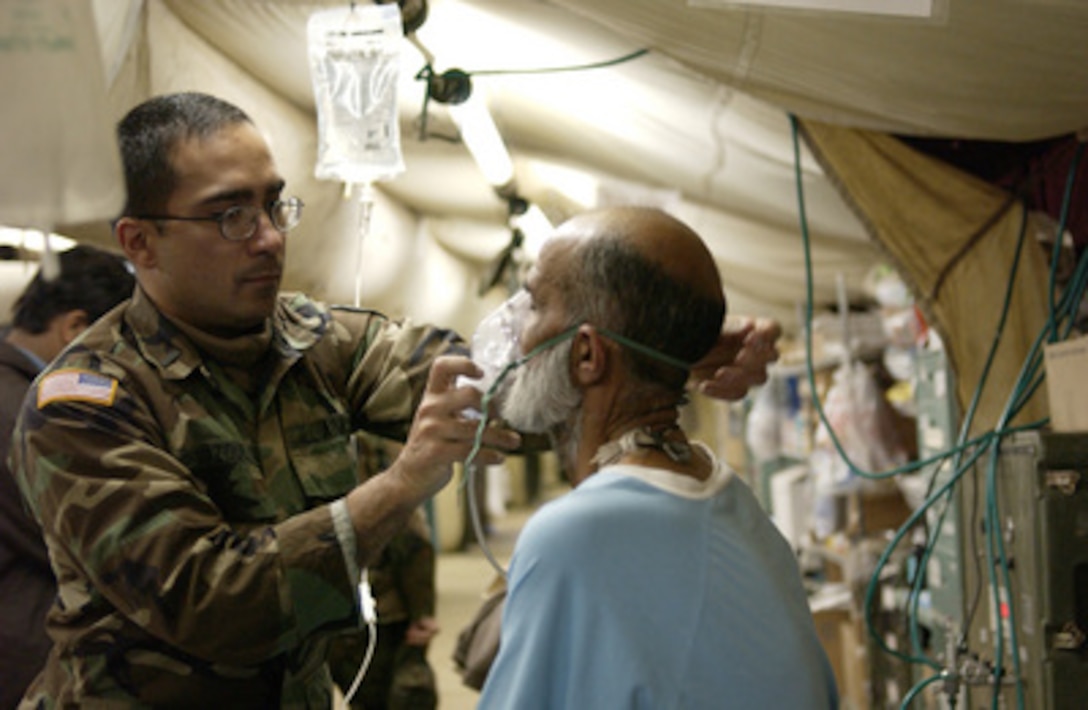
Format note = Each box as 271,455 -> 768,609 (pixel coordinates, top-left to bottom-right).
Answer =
38,369 -> 118,408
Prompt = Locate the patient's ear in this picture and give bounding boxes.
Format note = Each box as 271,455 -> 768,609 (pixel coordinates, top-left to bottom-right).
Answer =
571,324 -> 609,386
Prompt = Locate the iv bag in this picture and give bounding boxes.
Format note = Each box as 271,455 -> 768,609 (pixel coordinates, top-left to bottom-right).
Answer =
307,4 -> 406,184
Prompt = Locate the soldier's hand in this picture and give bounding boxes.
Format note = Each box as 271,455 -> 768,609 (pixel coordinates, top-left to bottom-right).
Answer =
405,616 -> 440,646
690,316 -> 781,401
393,355 -> 521,500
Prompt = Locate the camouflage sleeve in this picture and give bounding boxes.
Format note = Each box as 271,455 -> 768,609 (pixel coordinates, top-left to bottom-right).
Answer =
12,368 -> 356,667
326,307 -> 468,440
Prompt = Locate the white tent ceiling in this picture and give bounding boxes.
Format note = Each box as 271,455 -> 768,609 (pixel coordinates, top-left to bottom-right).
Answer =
2,0 -> 1086,338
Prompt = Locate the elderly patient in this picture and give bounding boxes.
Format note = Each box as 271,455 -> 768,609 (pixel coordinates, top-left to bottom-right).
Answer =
476,206 -> 839,709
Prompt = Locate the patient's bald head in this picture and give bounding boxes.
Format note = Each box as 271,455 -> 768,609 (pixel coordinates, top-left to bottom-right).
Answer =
544,206 -> 726,390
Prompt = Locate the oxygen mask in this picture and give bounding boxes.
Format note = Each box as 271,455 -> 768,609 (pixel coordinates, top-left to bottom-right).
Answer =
458,289 -> 531,416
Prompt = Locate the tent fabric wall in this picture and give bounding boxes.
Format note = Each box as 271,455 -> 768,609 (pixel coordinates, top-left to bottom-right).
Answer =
0,0 -> 124,230
0,263 -> 40,319
555,0 -> 1088,142
7,0 -> 1083,343
799,120 -> 1052,431
15,0 -> 885,337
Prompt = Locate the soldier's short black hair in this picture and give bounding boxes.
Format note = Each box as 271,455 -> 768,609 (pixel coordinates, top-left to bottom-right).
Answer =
117,92 -> 253,217
13,245 -> 135,334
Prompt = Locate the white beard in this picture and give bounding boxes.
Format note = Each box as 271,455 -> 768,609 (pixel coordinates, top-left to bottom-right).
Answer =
499,338 -> 582,435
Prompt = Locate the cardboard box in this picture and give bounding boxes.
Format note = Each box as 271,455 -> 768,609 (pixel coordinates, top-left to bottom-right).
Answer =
858,486 -> 911,535
812,607 -> 869,709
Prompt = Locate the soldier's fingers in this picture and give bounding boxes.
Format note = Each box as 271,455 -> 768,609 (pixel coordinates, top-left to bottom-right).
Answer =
452,415 -> 521,452
427,355 -> 481,394
478,420 -> 521,452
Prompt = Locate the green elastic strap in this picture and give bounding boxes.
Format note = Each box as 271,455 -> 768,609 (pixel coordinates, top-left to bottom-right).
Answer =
594,326 -> 694,372
469,322 -> 692,466
479,323 -> 692,416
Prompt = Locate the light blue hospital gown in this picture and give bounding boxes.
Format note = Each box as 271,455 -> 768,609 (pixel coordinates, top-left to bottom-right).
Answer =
478,452 -> 839,709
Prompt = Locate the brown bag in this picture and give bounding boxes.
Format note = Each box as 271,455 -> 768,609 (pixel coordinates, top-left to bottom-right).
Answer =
451,578 -> 506,690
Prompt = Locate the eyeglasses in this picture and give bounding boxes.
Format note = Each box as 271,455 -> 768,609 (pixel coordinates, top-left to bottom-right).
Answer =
134,197 -> 304,242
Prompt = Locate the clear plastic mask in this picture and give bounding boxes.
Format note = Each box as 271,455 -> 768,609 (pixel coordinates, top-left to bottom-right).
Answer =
461,289 -> 531,402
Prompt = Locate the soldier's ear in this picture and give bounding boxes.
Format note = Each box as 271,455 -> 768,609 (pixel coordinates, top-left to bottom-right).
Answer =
115,217 -> 156,269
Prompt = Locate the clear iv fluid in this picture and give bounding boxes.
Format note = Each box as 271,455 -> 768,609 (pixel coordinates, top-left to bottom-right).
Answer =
307,5 -> 405,184
313,49 -> 403,182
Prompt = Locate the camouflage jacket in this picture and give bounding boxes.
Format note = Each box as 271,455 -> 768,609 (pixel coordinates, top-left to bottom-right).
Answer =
10,287 -> 464,709
352,436 -> 435,625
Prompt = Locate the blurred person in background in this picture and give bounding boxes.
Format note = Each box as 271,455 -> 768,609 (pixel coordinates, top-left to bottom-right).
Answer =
0,244 -> 135,710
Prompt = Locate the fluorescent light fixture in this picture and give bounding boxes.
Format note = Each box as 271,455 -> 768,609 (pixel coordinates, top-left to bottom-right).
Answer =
688,0 -> 934,17
0,226 -> 77,253
513,204 -> 554,259
448,96 -> 515,189
528,161 -> 601,211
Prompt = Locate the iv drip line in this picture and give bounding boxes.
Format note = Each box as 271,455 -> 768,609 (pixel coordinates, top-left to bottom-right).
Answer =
354,182 -> 376,308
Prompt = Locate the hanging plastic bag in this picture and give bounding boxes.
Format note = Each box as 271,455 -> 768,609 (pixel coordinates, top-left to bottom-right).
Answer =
809,361 -> 908,538
815,361 -> 907,477
745,382 -> 783,463
307,4 -> 406,184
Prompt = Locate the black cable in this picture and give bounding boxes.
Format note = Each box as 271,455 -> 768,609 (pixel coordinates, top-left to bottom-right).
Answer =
413,48 -> 649,144
465,48 -> 650,77
960,456 -> 983,649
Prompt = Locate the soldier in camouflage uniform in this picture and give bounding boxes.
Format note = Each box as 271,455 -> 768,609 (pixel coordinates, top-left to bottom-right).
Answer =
8,92 -> 520,709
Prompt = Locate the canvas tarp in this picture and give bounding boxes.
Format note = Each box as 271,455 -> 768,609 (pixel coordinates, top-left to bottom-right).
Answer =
800,120 -> 1053,432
